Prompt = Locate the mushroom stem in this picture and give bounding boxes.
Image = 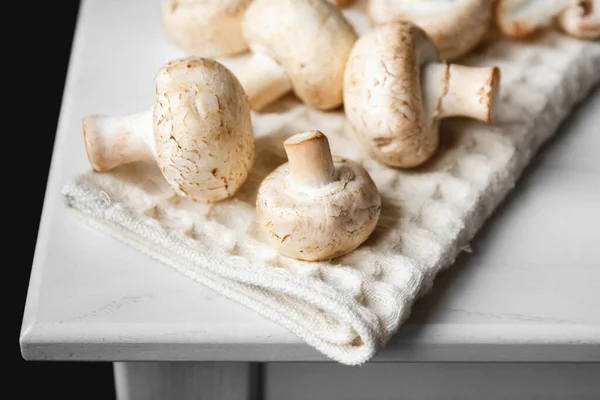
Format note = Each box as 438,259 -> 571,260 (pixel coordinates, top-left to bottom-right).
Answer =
83,109 -> 155,172
327,0 -> 353,7
422,63 -> 500,123
558,0 -> 600,39
284,131 -> 336,190
236,52 -> 293,111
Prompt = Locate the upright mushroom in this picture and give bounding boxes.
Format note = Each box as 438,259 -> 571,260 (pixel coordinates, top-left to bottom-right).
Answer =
558,0 -> 600,39
344,22 -> 500,168
161,0 -> 253,57
237,0 -> 357,111
257,131 -> 381,261
368,0 -> 494,60
83,57 -> 254,203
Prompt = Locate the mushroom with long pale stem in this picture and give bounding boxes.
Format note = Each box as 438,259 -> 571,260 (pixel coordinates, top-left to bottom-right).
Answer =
237,0 -> 357,111
368,0 -> 494,61
83,57 -> 254,203
558,0 -> 600,39
344,22 -> 500,168
160,0 -> 253,57
257,131 -> 381,261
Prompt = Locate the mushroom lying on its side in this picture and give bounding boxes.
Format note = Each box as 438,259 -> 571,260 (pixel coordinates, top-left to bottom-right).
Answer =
161,0 -> 252,57
237,0 -> 357,111
368,0 -> 494,61
257,131 -> 381,261
83,57 -> 254,203
496,0 -> 600,39
344,22 -> 500,168
495,0 -> 571,38
558,0 -> 600,39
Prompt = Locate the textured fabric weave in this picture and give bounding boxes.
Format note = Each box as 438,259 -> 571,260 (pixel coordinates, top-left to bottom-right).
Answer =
63,15 -> 600,364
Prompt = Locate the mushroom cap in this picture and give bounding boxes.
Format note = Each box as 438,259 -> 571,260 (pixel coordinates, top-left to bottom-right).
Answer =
242,0 -> 357,110
344,22 -> 440,168
495,0 -> 571,38
257,156 -> 381,261
153,57 -> 254,202
368,0 -> 493,60
161,0 -> 252,57
558,0 -> 600,39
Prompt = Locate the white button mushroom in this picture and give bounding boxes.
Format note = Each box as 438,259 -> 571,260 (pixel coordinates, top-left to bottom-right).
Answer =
368,0 -> 494,61
344,22 -> 501,168
558,0 -> 600,39
160,0 -> 253,57
256,131 -> 381,261
495,0 -> 572,38
237,0 -> 358,111
83,57 -> 254,203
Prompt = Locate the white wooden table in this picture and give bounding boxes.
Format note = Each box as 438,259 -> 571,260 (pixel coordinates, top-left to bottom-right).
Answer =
20,1 -> 600,399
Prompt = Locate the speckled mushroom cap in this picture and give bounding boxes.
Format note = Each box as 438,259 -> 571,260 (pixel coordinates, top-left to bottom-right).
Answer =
242,0 -> 357,110
558,0 -> 600,39
368,0 -> 493,60
256,131 -> 381,261
161,0 -> 252,57
344,22 -> 440,168
495,0 -> 571,38
153,57 -> 254,202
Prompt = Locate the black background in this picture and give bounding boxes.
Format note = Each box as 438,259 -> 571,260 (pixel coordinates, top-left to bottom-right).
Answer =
14,2 -> 115,398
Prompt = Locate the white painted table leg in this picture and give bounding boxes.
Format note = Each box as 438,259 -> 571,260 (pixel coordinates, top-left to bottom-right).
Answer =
114,362 -> 258,400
